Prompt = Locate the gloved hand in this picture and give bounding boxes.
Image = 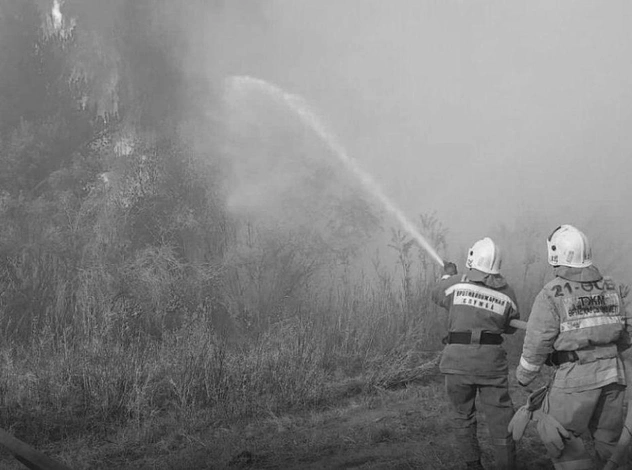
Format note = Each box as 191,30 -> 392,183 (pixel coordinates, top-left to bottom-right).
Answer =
443,261 -> 457,276
508,405 -> 531,441
507,386 -> 548,441
526,385 -> 548,411
515,363 -> 537,387
533,410 -> 571,458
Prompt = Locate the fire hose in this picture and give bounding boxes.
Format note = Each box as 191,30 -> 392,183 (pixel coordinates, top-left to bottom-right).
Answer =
0,427 -> 72,470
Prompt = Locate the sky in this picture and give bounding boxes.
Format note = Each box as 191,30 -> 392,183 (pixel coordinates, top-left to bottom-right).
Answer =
208,1 -> 632,275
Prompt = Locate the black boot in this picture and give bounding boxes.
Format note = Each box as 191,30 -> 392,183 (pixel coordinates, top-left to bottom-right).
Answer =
493,441 -> 516,470
466,460 -> 485,470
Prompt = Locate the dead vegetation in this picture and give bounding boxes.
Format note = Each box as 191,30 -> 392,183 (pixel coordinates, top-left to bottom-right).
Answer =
0,198 -> 562,470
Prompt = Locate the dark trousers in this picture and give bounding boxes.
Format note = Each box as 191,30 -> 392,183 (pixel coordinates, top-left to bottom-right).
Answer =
445,374 -> 516,468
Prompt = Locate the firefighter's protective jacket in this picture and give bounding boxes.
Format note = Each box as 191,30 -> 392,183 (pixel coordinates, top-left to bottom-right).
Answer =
516,265 -> 632,391
432,270 -> 520,376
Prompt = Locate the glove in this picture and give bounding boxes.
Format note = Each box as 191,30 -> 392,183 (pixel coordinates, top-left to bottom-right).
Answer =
515,364 -> 537,387
533,410 -> 571,458
526,385 -> 548,411
508,405 -> 531,441
507,386 -> 548,441
443,261 -> 457,276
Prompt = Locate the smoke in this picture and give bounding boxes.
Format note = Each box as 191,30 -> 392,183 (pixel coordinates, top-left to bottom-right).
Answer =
223,72 -> 381,267
168,0 -> 632,280
225,75 -> 443,266
256,1 -> 632,277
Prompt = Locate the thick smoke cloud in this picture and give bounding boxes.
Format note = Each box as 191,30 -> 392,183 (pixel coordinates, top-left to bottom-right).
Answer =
200,1 -> 632,280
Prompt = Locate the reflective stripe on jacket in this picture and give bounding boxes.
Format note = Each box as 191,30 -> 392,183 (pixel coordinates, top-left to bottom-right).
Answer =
517,265 -> 632,391
433,271 -> 520,376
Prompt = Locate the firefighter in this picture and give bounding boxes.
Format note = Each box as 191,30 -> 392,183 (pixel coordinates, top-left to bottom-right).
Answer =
516,224 -> 632,469
433,237 -> 520,470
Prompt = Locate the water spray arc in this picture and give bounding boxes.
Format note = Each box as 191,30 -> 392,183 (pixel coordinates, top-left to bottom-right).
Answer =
226,76 -> 527,331
225,75 -> 444,267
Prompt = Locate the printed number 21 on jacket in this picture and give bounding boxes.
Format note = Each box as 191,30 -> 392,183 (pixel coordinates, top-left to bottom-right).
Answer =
551,279 -> 621,335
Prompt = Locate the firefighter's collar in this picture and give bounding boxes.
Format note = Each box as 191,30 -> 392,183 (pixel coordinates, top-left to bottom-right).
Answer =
465,268 -> 508,288
554,265 -> 602,282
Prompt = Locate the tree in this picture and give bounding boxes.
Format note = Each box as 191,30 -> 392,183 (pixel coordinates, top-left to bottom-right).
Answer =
0,0 -> 46,132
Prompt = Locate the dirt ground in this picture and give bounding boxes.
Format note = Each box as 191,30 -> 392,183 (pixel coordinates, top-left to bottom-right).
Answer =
0,372 -> 569,469
112,380 -> 554,470
54,375 -> 556,469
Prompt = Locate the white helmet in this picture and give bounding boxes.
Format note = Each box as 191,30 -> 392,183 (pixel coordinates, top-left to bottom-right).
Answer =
547,224 -> 592,268
466,237 -> 502,274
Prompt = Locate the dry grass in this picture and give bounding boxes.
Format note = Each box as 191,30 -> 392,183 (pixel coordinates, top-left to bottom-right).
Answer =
0,370 -> 556,469
0,212 -> 574,469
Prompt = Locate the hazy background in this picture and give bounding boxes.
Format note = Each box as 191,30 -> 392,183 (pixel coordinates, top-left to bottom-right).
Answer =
204,0 -> 632,277
1,2 -> 630,462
